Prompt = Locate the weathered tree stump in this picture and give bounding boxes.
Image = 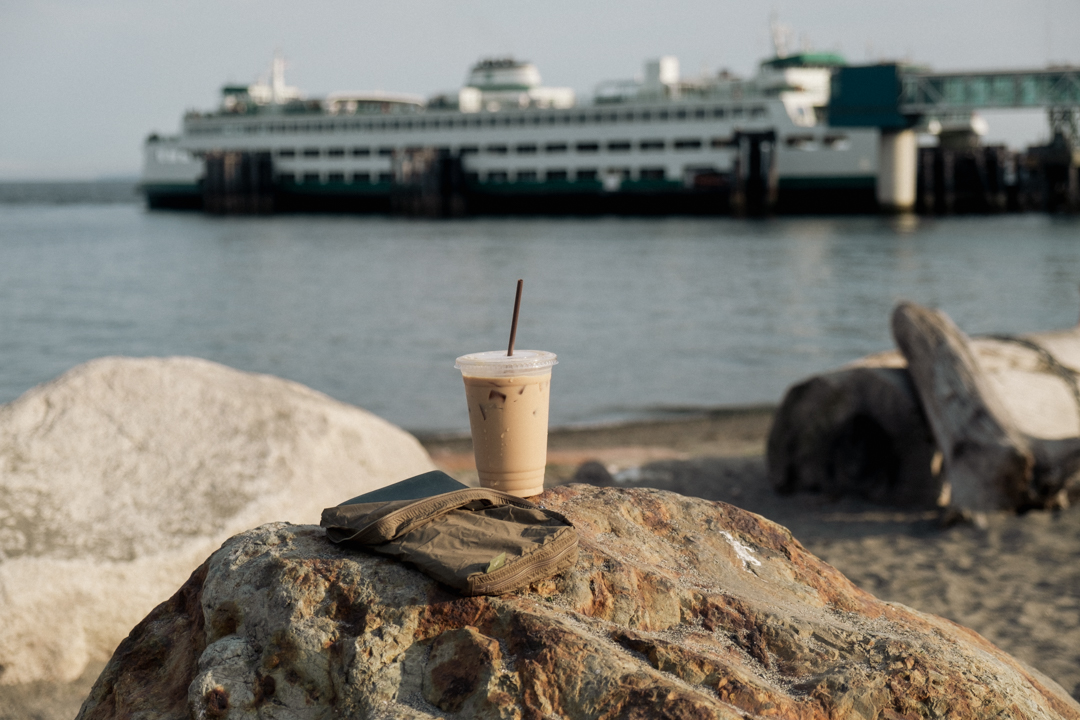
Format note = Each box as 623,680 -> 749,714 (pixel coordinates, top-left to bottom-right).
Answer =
767,365 -> 941,506
769,302 -> 1080,513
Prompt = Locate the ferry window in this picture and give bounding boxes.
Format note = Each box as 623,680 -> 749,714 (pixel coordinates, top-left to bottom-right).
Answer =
302,172 -> 321,183
823,135 -> 850,150
694,109 -> 706,119
713,107 -> 726,118
328,147 -> 345,158
545,115 -> 557,125
576,113 -> 588,124
416,120 -> 427,129
459,145 -> 479,154
575,142 -> 599,153
352,172 -> 371,183
377,172 -> 393,183
303,148 -> 320,157
516,170 -> 538,182
486,144 -> 508,155
277,149 -> 296,158
531,116 -> 542,126
751,106 -> 767,117
623,111 -> 635,121
674,138 -> 703,150
639,139 -> 665,151
500,117 -> 512,127
592,112 -> 603,122
390,121 -> 400,130
328,172 -> 345,183
516,144 -> 538,154
352,147 -> 371,157
377,147 -> 394,156
640,168 -> 666,180
576,169 -> 598,181
710,136 -> 735,148
607,141 -> 632,152
675,110 -> 687,120
487,171 -> 509,182
786,135 -> 817,150
545,143 -> 568,153
561,115 -> 573,124
731,107 -> 744,118
546,169 -> 568,181
278,172 -> 296,183
658,110 -> 669,120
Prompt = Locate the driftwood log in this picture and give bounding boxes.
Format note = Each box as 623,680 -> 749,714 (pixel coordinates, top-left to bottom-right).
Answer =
768,301 -> 1080,512
767,366 -> 940,506
892,302 -> 1035,512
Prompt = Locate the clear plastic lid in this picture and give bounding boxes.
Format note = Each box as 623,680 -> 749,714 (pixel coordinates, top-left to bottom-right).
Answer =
455,349 -> 557,377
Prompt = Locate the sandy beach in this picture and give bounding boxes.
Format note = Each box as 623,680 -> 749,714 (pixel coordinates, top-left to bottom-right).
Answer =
5,406 -> 1078,718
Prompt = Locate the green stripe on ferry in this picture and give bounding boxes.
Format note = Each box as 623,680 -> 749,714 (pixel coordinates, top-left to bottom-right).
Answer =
142,183 -> 201,196
281,180 -> 393,195
472,178 -> 685,194
778,176 -> 876,190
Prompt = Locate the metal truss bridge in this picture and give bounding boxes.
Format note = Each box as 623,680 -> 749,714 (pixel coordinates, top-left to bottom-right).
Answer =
831,64 -> 1080,145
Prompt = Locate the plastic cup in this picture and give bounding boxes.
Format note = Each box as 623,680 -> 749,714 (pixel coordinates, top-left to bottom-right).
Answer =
455,350 -> 557,497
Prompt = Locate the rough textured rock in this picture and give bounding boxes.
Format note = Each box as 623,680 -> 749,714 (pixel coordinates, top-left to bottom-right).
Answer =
78,484 -> 1080,720
0,357 -> 434,685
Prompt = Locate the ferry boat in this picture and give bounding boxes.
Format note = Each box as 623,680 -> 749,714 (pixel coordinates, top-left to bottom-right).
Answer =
141,52 -> 880,215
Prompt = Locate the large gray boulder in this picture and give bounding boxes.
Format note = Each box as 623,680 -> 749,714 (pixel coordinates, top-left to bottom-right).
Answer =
0,357 -> 434,685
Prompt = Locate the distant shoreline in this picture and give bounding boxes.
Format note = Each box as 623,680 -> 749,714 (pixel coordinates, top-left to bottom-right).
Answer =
414,403 -> 775,445
416,403 -> 777,482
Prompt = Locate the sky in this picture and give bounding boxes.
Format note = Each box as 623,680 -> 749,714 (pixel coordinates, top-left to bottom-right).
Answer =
1,0 -> 1078,180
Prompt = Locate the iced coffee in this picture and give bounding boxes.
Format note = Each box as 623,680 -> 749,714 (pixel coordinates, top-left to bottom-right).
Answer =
455,350 -> 557,497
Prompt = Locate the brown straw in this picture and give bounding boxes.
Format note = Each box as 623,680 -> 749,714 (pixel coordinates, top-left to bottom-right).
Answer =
507,279 -> 523,356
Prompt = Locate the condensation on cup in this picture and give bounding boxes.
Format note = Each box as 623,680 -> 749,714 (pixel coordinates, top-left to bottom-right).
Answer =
454,350 -> 557,498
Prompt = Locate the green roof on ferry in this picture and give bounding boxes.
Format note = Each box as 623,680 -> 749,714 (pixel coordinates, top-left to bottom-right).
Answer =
761,52 -> 847,69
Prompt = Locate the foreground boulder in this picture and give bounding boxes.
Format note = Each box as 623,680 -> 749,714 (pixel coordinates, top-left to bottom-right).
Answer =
0,357 -> 434,685
79,484 -> 1079,719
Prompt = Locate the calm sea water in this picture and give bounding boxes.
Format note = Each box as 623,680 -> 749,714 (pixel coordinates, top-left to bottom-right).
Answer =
2,182 -> 1079,433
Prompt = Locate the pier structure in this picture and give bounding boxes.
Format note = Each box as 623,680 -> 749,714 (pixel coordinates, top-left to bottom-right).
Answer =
830,65 -> 1080,212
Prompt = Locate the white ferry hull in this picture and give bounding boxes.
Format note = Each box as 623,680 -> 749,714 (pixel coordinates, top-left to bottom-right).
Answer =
141,56 -> 882,215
